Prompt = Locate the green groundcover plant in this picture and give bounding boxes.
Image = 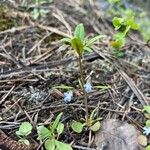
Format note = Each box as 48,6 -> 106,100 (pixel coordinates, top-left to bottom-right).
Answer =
37,112 -> 72,150
111,15 -> 139,57
16,122 -> 33,146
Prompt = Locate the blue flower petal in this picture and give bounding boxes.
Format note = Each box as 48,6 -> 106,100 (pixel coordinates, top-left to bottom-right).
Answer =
84,82 -> 93,93
143,126 -> 150,135
64,91 -> 73,102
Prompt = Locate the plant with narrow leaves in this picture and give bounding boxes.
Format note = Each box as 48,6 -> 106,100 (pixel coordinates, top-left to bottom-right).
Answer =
71,108 -> 102,133
61,23 -> 105,122
16,122 -> 32,146
37,112 -> 72,150
111,15 -> 139,57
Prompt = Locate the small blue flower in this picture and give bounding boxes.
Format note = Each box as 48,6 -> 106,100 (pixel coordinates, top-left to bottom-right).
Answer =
143,126 -> 150,135
84,82 -> 93,93
64,91 -> 73,102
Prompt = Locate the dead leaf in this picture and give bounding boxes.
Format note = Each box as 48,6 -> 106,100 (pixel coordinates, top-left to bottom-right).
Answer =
137,135 -> 147,146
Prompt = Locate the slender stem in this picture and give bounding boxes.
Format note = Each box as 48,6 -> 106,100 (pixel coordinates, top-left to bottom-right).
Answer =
78,55 -> 89,121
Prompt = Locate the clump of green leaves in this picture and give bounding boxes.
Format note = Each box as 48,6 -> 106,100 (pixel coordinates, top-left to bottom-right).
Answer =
71,108 -> 101,133
61,23 -> 106,54
16,122 -> 33,145
37,112 -> 72,150
111,15 -> 139,57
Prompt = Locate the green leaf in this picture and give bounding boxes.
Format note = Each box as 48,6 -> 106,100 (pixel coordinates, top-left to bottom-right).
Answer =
90,108 -> 98,120
114,32 -> 125,40
37,126 -> 51,140
112,17 -> 124,30
78,79 -> 83,90
146,120 -> 150,127
113,32 -> 126,48
45,139 -> 55,150
86,35 -> 106,47
83,46 -> 93,53
94,85 -> 111,89
71,37 -> 84,56
144,106 -> 150,114
60,38 -> 71,44
55,140 -> 73,150
51,112 -> 63,133
16,122 -> 32,136
90,121 -> 101,132
53,85 -> 73,90
71,121 -> 84,133
74,23 -> 85,42
57,123 -> 64,135
127,16 -> 139,30
146,145 -> 150,150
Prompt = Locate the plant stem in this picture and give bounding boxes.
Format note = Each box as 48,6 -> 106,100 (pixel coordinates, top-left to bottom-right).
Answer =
78,55 -> 89,121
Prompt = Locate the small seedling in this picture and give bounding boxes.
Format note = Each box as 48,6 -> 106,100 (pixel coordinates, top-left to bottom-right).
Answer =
16,122 -> 32,145
61,23 -> 105,121
37,112 -> 72,150
111,15 -> 139,57
71,108 -> 101,133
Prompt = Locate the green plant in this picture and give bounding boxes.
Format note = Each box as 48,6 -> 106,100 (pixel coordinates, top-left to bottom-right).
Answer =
16,122 -> 32,145
37,112 -> 72,150
61,23 -> 105,120
61,24 -> 104,133
71,108 -> 101,133
111,15 -> 139,57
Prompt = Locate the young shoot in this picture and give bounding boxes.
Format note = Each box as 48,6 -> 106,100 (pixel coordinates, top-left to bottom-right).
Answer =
111,15 -> 139,57
61,23 -> 105,122
16,122 -> 33,146
37,112 -> 72,150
